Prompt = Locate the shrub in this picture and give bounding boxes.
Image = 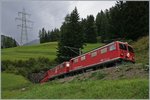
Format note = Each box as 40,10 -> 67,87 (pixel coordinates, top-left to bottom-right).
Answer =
1,60 -> 13,71
1,57 -> 56,82
91,71 -> 107,79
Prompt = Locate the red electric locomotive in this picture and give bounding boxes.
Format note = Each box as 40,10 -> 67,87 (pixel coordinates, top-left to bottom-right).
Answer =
40,41 -> 135,83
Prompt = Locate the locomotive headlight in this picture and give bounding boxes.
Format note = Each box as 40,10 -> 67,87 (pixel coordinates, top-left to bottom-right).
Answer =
66,63 -> 70,67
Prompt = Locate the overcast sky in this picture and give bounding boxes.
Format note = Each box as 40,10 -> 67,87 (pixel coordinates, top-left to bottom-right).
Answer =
1,1 -> 116,45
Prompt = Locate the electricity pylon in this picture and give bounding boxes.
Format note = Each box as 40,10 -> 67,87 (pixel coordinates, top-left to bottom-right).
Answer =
15,8 -> 33,45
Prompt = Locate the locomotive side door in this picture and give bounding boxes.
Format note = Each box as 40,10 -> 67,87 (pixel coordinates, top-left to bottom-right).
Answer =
119,43 -> 128,59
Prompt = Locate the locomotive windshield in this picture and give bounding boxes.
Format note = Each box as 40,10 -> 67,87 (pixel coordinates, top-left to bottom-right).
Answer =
128,46 -> 134,53
119,43 -> 127,50
119,43 -> 134,53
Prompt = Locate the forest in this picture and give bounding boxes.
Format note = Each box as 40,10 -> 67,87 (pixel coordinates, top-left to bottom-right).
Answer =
1,35 -> 18,48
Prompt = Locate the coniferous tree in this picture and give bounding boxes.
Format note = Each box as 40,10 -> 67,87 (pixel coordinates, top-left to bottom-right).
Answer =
56,7 -> 84,63
108,1 -> 125,40
108,1 -> 149,41
39,28 -> 48,43
39,30 -> 42,43
96,10 -> 110,42
41,28 -> 46,43
50,28 -> 60,41
47,30 -> 51,41
39,28 -> 60,43
80,18 -> 87,42
123,1 -> 149,40
104,9 -> 111,41
84,15 -> 97,43
45,31 -> 48,42
1,35 -> 18,48
96,11 -> 104,37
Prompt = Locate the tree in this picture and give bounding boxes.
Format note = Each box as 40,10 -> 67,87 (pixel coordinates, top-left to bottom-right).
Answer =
50,28 -> 60,41
108,1 -> 126,40
96,10 -> 104,37
96,10 -> 110,42
108,1 -> 149,41
80,18 -> 87,42
1,35 -> 18,48
39,27 -> 61,43
56,7 -> 84,63
123,1 -> 149,40
47,30 -> 51,42
39,28 -> 47,43
84,15 -> 97,43
104,9 -> 111,40
39,30 -> 42,43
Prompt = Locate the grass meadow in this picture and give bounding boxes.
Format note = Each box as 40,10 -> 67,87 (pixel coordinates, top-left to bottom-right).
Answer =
1,72 -> 149,99
1,42 -> 102,61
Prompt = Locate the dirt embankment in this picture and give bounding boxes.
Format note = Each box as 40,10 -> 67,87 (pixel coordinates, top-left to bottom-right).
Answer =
57,63 -> 149,83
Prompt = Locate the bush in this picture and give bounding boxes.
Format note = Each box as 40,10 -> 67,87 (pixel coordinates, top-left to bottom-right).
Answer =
1,60 -> 14,71
4,65 -> 18,74
91,71 -> 107,79
1,57 -> 56,82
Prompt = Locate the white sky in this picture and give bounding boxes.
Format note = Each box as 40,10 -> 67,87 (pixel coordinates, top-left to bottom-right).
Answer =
69,1 -> 116,18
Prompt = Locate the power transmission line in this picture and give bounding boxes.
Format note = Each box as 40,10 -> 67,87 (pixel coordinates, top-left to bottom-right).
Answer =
15,8 -> 33,45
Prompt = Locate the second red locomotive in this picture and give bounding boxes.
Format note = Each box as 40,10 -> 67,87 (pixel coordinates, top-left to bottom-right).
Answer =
41,41 -> 135,83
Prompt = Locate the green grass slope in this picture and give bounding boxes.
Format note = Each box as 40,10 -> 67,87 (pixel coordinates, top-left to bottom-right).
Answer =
1,73 -> 31,98
132,36 -> 149,64
1,42 -> 102,61
1,42 -> 58,61
22,79 -> 148,99
1,73 -> 148,99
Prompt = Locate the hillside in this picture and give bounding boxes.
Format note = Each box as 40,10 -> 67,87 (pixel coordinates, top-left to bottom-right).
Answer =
1,36 -> 149,99
2,36 -> 149,64
1,73 -> 31,98
1,60 -> 149,99
1,42 -> 58,61
1,42 -> 103,61
132,36 -> 149,64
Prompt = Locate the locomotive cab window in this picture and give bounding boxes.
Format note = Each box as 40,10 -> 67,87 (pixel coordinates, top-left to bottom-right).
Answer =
119,43 -> 127,50
91,51 -> 97,57
101,48 -> 107,54
128,46 -> 134,53
109,44 -> 116,51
